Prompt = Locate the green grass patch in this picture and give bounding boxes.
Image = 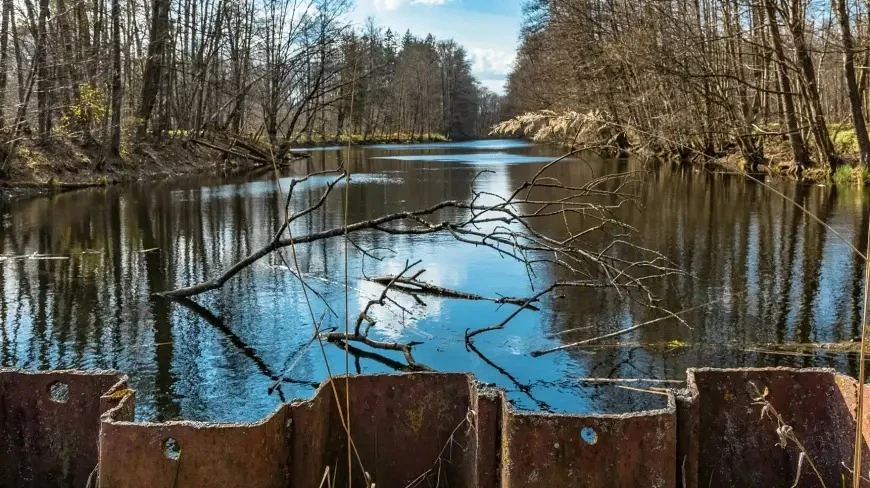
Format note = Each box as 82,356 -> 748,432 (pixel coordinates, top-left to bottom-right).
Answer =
829,123 -> 860,154
833,164 -> 870,186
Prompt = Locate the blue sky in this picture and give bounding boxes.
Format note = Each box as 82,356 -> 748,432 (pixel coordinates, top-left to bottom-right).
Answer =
346,0 -> 523,94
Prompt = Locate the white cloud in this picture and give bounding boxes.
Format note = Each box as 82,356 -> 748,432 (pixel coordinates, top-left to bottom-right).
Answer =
373,0 -> 403,10
479,78 -> 507,95
374,0 -> 448,11
469,48 -> 515,76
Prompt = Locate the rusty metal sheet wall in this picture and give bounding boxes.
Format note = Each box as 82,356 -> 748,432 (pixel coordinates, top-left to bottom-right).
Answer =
98,406 -> 290,488
0,369 -> 126,488
5,367 -> 870,487
289,373 -> 479,488
500,402 -> 677,487
686,367 -> 870,488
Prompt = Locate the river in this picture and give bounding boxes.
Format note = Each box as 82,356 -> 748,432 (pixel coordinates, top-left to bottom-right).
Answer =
0,139 -> 866,421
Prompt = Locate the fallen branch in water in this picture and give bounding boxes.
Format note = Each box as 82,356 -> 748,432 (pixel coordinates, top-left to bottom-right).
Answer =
189,138 -> 270,164
190,138 -> 309,166
752,342 -> 863,352
158,150 -> 684,368
465,280 -> 624,341
333,339 -> 426,372
571,341 -> 865,353
368,271 -> 540,310
323,260 -> 431,370
323,331 -> 429,370
0,252 -> 70,261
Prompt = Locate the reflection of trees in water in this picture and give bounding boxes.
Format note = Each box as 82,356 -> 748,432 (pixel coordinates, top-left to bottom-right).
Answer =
0,150 -> 492,418
540,163 -> 869,381
3,150 -> 869,418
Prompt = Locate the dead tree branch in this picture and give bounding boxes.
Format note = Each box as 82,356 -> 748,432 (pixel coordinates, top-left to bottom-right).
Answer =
322,259 -> 431,370
157,150 -> 682,362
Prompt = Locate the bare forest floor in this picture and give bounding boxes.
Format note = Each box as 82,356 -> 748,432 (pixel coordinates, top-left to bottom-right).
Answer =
0,136 -> 262,200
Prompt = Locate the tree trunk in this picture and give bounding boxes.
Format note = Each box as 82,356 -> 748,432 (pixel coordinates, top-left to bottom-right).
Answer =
36,0 -> 49,142
138,0 -> 169,136
833,0 -> 870,165
0,0 -> 10,129
55,0 -> 80,115
786,0 -> 839,170
105,0 -> 122,159
764,0 -> 810,168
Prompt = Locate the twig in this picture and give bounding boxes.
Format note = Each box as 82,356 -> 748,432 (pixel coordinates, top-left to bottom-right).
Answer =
615,385 -> 670,396
854,191 -> 870,487
404,410 -> 475,488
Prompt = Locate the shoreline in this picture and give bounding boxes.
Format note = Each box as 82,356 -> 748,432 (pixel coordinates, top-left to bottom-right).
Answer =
0,133 -> 455,200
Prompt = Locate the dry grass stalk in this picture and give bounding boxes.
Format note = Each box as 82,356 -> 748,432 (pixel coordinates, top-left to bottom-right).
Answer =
404,410 -> 476,488
748,381 -> 827,488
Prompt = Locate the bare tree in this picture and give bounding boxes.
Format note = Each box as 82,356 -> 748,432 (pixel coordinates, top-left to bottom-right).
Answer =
505,0 -> 870,173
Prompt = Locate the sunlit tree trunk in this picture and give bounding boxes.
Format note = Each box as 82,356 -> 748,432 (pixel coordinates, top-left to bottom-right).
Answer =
833,0 -> 870,165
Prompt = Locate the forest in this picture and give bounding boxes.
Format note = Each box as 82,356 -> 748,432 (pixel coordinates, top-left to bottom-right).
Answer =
0,0 -> 503,181
502,0 -> 870,179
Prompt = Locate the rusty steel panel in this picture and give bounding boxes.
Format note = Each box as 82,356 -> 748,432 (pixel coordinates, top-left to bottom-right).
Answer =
475,388 -> 502,488
290,373 -> 479,488
6,367 -> 870,487
687,367 -> 870,488
675,390 -> 699,488
0,368 -> 127,488
500,400 -> 677,487
98,397 -> 290,488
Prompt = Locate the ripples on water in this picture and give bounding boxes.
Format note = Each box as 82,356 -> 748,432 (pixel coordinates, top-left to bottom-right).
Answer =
0,140 -> 867,421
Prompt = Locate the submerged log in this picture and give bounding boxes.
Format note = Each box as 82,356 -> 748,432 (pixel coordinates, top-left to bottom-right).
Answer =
367,274 -> 540,310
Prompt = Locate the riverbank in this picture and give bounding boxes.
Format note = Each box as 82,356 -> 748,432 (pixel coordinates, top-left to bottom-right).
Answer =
0,132 -> 452,199
292,132 -> 449,147
0,137 -> 265,201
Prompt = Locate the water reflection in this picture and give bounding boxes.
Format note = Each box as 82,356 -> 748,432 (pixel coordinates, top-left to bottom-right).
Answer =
0,142 -> 868,421
372,152 -> 559,164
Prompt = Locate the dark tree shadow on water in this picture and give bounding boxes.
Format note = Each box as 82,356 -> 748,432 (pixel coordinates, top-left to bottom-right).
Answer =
169,297 -> 434,402
329,339 -> 423,373
170,297 -> 321,402
466,339 -> 552,412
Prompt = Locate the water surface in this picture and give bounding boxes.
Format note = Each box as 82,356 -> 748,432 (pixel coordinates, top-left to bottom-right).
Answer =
1,140 -> 867,421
